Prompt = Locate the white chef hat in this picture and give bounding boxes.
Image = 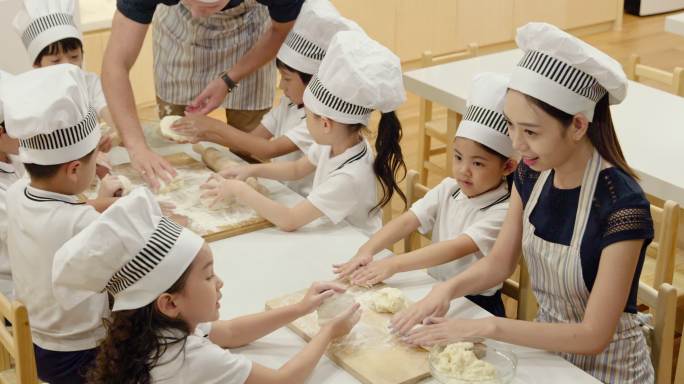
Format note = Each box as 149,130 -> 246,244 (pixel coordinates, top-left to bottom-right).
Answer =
13,0 -> 82,63
509,22 -> 627,122
0,64 -> 101,165
276,0 -> 361,75
0,71 -> 11,124
303,30 -> 406,126
456,73 -> 513,158
53,187 -> 205,312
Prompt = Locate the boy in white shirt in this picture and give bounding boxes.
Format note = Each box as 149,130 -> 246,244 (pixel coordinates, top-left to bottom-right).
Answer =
170,0 -> 360,196
336,73 -> 517,317
0,64 -> 121,384
0,70 -> 22,301
13,0 -> 116,177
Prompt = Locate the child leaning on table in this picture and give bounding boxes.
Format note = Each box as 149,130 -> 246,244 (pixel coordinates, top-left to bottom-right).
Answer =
200,30 -> 407,237
52,187 -> 361,384
335,73 -> 517,318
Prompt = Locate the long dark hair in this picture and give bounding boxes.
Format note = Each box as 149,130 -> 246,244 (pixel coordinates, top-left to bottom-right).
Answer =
525,94 -> 638,179
371,112 -> 407,213
86,267 -> 193,384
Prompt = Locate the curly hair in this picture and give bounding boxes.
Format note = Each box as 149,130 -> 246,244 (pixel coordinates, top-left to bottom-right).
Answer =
86,267 -> 192,384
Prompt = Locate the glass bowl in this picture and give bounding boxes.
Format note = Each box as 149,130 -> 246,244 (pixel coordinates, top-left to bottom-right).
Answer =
429,343 -> 517,384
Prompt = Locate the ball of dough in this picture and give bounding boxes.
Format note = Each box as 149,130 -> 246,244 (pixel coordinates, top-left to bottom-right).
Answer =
317,293 -> 356,326
117,175 -> 133,196
157,177 -> 185,194
159,115 -> 191,143
369,287 -> 406,314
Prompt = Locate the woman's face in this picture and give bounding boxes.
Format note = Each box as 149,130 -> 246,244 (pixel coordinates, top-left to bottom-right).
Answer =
181,0 -> 231,18
503,90 -> 580,172
174,244 -> 224,326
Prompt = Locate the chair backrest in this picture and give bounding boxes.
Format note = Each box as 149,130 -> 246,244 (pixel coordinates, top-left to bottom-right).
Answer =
648,200 -> 680,288
638,282 -> 677,384
627,54 -> 684,96
404,170 -> 431,252
0,293 -> 39,384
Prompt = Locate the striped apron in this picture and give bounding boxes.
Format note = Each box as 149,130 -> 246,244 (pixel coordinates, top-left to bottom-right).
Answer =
152,0 -> 276,111
522,150 -> 654,384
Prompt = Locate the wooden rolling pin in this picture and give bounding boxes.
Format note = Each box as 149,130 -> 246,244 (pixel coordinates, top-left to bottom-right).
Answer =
192,144 -> 239,172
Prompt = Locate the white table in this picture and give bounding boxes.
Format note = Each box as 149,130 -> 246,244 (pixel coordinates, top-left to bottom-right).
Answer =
666,12 -> 684,37
111,141 -> 599,382
404,49 -> 684,206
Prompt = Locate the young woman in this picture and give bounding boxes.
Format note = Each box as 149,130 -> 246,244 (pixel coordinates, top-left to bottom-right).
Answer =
52,188 -> 361,384
200,30 -> 406,236
334,73 -> 517,317
392,23 -> 654,383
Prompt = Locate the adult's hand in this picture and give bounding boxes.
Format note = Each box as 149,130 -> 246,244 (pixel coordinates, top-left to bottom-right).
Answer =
186,78 -> 229,116
128,144 -> 176,191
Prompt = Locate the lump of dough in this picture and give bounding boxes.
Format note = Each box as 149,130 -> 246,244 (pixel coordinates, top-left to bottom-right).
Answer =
369,287 -> 406,314
117,175 -> 133,196
157,177 -> 185,194
317,293 -> 356,326
433,342 -> 497,381
159,115 -> 191,143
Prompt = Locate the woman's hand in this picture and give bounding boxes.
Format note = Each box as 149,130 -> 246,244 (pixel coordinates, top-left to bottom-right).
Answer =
333,249 -> 374,280
390,283 -> 453,335
186,77 -> 229,115
402,317 -> 494,347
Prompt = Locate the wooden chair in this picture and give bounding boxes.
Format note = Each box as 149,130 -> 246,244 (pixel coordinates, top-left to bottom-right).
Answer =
645,201 -> 681,290
626,54 -> 684,96
417,43 -> 479,185
404,170 -> 537,320
638,282 -> 677,384
0,293 -> 40,384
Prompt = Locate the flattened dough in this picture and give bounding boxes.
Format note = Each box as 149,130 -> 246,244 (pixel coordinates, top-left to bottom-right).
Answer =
369,287 -> 406,314
317,293 -> 356,326
160,115 -> 191,142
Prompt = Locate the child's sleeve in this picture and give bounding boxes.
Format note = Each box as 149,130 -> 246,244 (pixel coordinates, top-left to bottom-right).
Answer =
260,103 -> 280,135
461,205 -> 508,257
284,121 -> 315,154
190,334 -> 253,384
307,173 -> 358,224
84,72 -> 108,115
409,181 -> 447,235
306,143 -> 322,166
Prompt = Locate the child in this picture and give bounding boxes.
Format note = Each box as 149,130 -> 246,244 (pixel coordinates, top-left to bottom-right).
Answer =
0,64 -> 121,384
201,31 -> 407,237
13,0 -> 116,177
52,187 -> 361,384
335,73 -> 517,317
171,0 -> 360,196
395,23 -> 654,383
0,70 -> 22,301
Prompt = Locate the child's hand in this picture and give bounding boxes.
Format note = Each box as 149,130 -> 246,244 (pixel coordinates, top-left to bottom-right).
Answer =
297,281 -> 347,314
218,165 -> 252,181
97,174 -> 123,198
172,115 -> 224,144
98,133 -> 113,153
321,303 -> 362,339
333,250 -> 374,279
350,258 -> 398,286
200,174 -> 246,208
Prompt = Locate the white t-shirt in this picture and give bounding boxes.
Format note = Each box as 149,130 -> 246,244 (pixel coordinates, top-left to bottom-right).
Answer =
151,323 -> 253,384
7,179 -> 108,351
84,71 -> 107,114
307,139 -> 381,236
0,157 -> 24,300
261,96 -> 314,196
410,178 -> 510,295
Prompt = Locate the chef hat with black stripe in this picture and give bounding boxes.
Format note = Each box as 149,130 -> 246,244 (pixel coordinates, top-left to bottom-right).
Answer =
13,0 -> 82,63
0,70 -> 11,125
303,30 -> 406,126
52,187 -> 205,312
456,73 -> 513,158
276,0 -> 361,75
510,22 -> 628,122
0,64 -> 101,165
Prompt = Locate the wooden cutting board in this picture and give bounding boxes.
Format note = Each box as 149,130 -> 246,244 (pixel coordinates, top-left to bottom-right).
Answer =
109,152 -> 272,241
265,285 -> 430,384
